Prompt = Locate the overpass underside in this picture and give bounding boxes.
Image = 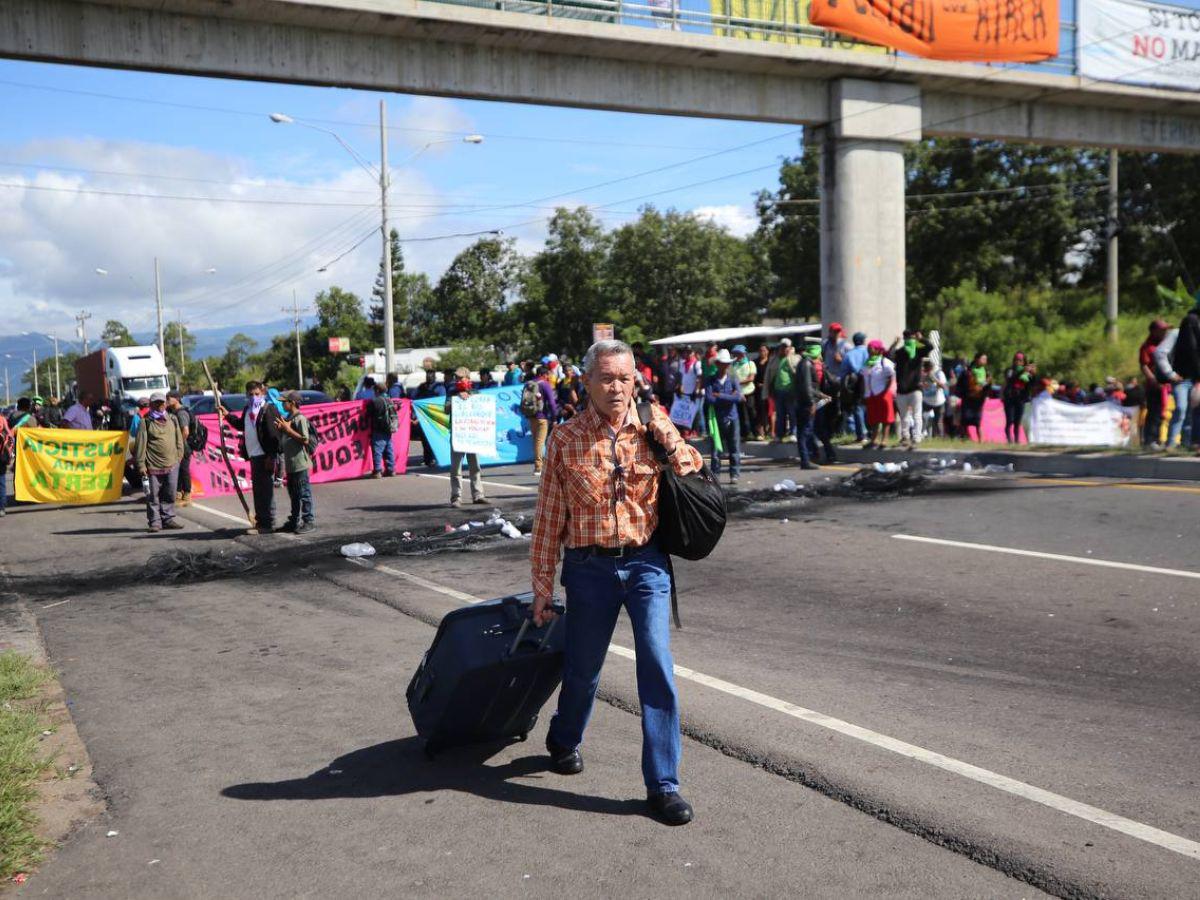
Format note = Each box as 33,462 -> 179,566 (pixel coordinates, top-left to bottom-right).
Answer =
6,0 -> 1200,337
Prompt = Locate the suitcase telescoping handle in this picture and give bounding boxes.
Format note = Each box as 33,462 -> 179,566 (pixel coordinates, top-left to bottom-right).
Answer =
507,603 -> 565,657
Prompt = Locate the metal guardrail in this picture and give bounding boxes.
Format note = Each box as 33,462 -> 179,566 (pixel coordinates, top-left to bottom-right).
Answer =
436,0 -> 1079,76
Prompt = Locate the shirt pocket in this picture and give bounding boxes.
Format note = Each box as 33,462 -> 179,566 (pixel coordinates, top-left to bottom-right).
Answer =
563,464 -> 607,508
626,461 -> 660,505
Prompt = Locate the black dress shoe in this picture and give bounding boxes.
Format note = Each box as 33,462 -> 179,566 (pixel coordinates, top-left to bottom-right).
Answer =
647,791 -> 694,826
545,738 -> 583,775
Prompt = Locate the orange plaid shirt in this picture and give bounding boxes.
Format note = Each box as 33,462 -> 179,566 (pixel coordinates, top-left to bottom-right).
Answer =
530,402 -> 703,602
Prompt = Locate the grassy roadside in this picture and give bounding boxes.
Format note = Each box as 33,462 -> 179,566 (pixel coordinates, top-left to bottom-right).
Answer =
0,650 -> 53,881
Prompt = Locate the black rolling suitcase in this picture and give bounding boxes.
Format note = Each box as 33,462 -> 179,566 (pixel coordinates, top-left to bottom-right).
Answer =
406,592 -> 566,758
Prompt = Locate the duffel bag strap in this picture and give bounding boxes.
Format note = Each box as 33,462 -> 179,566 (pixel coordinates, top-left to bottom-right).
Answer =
665,554 -> 681,630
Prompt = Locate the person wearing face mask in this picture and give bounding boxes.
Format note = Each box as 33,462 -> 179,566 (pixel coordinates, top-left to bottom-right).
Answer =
134,393 -> 186,532
861,340 -> 896,450
889,330 -> 933,450
218,380 -> 282,534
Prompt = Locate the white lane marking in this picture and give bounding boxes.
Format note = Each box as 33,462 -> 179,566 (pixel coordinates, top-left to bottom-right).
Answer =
354,559 -> 1200,861
413,472 -> 536,493
188,502 -> 305,541
893,534 -> 1200,581
344,557 -> 482,604
189,502 -> 250,525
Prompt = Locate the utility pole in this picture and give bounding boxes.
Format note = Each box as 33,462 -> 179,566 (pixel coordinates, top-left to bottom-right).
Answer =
51,334 -> 61,398
154,257 -> 165,358
75,310 -> 92,355
32,348 -> 39,398
380,99 -> 395,383
283,290 -> 309,389
1106,149 -> 1119,343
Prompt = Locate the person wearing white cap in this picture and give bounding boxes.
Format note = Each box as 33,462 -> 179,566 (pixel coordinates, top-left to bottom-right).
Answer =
704,349 -> 743,483
133,392 -> 185,532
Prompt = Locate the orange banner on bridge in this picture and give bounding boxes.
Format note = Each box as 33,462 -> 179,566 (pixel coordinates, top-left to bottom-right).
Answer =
809,0 -> 1058,61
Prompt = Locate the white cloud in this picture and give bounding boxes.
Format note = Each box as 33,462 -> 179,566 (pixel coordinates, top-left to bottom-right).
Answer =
0,136 -> 523,340
692,204 -> 757,237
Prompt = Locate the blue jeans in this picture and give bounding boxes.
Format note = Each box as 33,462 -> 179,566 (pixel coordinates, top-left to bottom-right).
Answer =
285,468 -> 314,525
1168,380 -> 1196,447
795,404 -> 817,464
370,431 -> 395,474
548,544 -> 680,795
710,414 -> 741,477
773,390 -> 796,438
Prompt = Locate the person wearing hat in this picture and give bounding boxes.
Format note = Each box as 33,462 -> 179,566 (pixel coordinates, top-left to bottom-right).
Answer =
218,381 -> 283,534
822,322 -> 847,373
274,391 -> 316,533
134,392 -> 185,532
766,338 -> 799,442
445,375 -> 487,507
794,340 -> 824,469
729,345 -> 756,441
704,348 -> 744,483
1139,318 -> 1170,449
861,340 -> 896,450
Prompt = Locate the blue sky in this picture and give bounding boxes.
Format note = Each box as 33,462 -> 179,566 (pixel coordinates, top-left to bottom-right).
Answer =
0,58 -> 801,341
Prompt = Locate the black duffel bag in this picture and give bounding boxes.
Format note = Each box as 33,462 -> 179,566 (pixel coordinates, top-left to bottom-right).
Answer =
636,403 -> 727,626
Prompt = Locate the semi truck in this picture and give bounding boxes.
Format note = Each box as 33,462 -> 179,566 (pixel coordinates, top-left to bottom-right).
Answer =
73,346 -> 171,406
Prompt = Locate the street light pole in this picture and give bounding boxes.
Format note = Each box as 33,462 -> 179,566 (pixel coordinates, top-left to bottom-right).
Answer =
380,100 -> 396,382
1105,149 -> 1119,343
154,257 -> 165,358
76,310 -> 92,355
282,289 -> 308,389
32,348 -> 39,398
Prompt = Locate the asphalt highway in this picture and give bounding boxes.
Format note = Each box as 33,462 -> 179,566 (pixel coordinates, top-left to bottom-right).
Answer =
3,449 -> 1198,897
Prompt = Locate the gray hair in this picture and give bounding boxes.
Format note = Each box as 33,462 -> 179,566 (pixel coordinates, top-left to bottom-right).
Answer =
582,339 -> 634,374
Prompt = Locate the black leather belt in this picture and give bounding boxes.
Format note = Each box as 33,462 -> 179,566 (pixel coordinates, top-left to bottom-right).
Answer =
577,543 -> 648,558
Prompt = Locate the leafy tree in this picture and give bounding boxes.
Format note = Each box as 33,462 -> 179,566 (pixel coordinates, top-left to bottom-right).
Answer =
753,146 -> 820,320
369,228 -> 427,347
415,237 -> 523,346
301,286 -> 373,384
18,351 -> 80,400
436,341 -> 502,374
100,320 -> 137,348
519,208 -> 613,356
208,333 -> 259,389
604,207 -> 764,337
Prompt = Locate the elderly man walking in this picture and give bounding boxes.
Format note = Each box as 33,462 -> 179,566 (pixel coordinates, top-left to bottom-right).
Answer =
134,392 -> 185,532
531,339 -> 703,826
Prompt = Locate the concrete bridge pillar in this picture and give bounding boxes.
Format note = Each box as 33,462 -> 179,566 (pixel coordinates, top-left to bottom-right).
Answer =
818,80 -> 922,343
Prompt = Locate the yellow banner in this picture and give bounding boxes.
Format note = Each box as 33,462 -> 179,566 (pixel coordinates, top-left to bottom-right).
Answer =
711,0 -> 885,50
15,427 -> 127,505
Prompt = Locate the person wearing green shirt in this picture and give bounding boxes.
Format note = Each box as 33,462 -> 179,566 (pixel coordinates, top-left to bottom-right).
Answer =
730,344 -> 757,441
770,338 -> 799,442
275,391 -> 316,533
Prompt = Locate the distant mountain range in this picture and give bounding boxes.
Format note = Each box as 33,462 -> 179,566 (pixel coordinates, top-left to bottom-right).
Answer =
0,316 -> 316,370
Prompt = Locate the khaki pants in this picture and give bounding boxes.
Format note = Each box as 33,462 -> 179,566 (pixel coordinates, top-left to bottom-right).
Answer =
528,416 -> 549,472
449,451 -> 483,502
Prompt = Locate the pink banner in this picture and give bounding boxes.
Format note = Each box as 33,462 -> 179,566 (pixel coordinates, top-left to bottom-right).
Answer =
186,399 -> 411,497
980,398 -> 1020,443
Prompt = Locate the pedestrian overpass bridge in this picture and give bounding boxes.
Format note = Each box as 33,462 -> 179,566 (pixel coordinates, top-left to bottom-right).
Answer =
5,0 -> 1200,338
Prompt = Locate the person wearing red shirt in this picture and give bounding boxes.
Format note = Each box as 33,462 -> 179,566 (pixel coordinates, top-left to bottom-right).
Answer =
1139,319 -> 1169,449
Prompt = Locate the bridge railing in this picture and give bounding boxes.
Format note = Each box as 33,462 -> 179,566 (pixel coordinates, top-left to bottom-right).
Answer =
436,0 -> 1079,76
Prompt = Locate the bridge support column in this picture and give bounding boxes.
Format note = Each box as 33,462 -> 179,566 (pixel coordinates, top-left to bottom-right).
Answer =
818,80 -> 922,342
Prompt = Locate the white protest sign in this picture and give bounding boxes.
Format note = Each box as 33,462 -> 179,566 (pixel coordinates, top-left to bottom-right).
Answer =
451,394 -> 497,455
1079,0 -> 1200,91
669,395 -> 699,429
1027,395 -> 1133,447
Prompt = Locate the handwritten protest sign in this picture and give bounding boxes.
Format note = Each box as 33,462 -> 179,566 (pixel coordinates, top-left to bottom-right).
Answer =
669,395 -> 699,429
451,394 -> 498,456
15,427 -> 127,504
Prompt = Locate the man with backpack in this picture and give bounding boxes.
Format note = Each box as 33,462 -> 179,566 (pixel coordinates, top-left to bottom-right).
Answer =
521,366 -> 558,476
166,391 -> 196,507
134,393 -> 186,532
369,381 -> 399,478
274,391 -> 316,533
218,381 -> 282,534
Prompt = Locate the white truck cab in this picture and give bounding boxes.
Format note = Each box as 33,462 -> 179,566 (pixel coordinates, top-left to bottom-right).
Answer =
106,346 -> 171,404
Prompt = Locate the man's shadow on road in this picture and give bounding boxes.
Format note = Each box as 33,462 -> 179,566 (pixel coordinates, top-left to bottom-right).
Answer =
222,737 -> 644,817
